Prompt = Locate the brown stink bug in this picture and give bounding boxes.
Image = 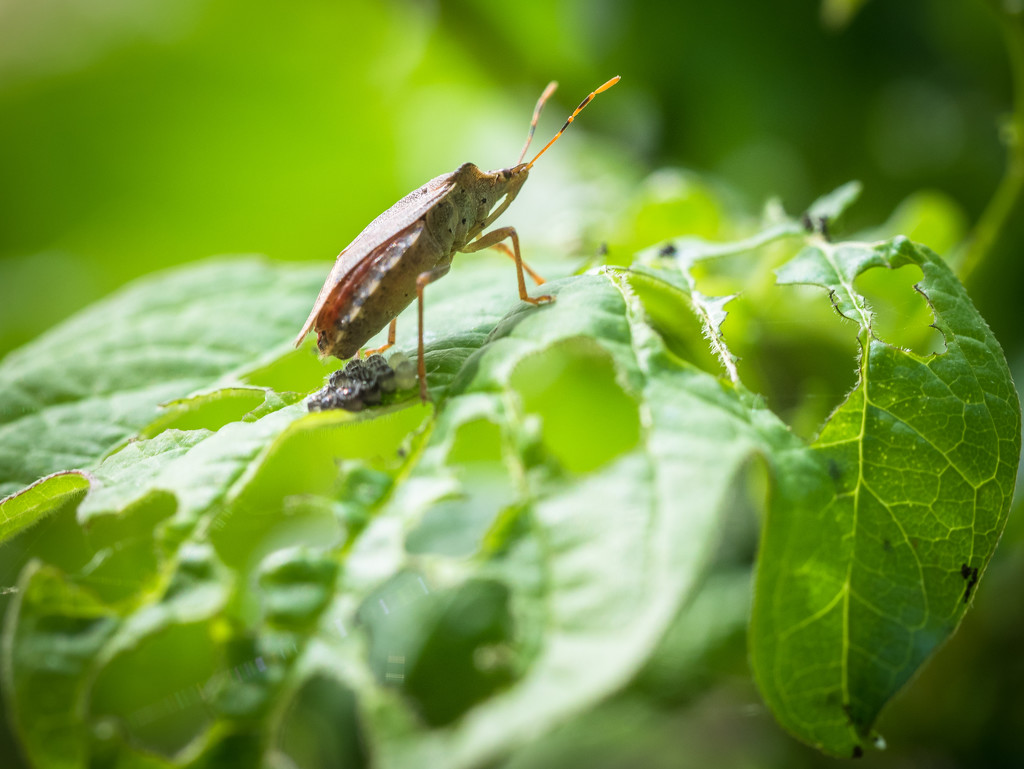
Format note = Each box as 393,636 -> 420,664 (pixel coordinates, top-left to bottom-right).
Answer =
295,76 -> 621,401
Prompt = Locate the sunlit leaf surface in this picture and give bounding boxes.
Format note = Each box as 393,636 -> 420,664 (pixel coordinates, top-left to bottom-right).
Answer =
0,207 -> 1017,765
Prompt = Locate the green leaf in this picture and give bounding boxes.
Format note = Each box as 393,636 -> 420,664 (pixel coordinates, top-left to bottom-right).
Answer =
0,257 -> 326,499
0,219 -> 1017,767
2,561 -> 121,769
805,181 -> 862,226
77,429 -> 213,523
626,264 -> 740,381
297,273 -> 780,769
749,236 -> 1021,756
137,387 -> 270,439
0,470 -> 89,545
4,544 -> 234,766
2,254 -> 781,768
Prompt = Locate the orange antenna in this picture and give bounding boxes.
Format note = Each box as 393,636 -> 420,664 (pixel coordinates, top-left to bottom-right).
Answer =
518,81 -> 559,164
526,75 -> 620,170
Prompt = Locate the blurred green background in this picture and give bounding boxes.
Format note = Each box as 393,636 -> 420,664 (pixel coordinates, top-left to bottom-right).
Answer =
3,0 -> 1024,766
4,0 -> 1019,356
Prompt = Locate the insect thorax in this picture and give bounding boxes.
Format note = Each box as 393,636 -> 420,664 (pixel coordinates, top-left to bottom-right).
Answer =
438,163 -> 528,250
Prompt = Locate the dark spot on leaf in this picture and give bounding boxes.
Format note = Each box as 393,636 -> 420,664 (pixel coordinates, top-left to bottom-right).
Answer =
461,218 -> 466,225
482,197 -> 487,204
827,459 -> 842,483
960,563 -> 979,603
841,703 -> 854,724
801,212 -> 814,232
658,242 -> 677,257
596,242 -> 609,257
817,216 -> 831,241
882,539 -> 892,552
852,745 -> 864,759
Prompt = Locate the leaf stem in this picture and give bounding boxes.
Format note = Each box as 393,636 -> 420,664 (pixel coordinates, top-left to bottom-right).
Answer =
961,3 -> 1024,282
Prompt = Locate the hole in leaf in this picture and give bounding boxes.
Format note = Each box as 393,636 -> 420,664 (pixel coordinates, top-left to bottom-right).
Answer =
626,269 -> 729,377
854,264 -> 945,356
635,568 -> 752,706
406,417 -> 515,558
211,492 -> 344,573
90,622 -> 221,758
232,403 -> 428,513
210,403 -> 428,569
359,575 -> 516,727
0,492 -> 94,584
79,491 -> 177,603
445,417 -> 503,465
242,347 -> 340,394
402,579 -> 515,726
509,338 -> 640,474
258,548 -> 338,629
140,388 -> 267,439
405,470 -> 516,558
0,472 -> 91,575
277,676 -> 368,769
729,287 -> 860,442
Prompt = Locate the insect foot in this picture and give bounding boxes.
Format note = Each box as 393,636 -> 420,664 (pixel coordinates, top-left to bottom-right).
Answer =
524,293 -> 555,305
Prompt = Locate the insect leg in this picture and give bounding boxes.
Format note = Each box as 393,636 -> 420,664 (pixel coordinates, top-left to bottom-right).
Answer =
462,227 -> 554,304
416,266 -> 450,402
362,318 -> 397,357
488,242 -> 546,285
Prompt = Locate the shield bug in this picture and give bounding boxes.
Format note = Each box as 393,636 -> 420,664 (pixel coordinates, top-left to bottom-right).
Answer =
295,76 -> 621,401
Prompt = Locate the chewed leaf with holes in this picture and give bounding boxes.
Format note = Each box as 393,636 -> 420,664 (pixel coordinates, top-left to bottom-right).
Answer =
0,260 -> 783,769
749,236 -> 1020,756
271,274 -> 777,769
0,215 -> 1019,769
626,264 -> 740,381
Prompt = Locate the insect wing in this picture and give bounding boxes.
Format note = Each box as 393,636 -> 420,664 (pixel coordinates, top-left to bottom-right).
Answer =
295,173 -> 456,346
312,219 -> 425,337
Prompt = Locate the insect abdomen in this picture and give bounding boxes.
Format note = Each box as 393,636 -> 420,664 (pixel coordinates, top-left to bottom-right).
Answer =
318,220 -> 443,359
